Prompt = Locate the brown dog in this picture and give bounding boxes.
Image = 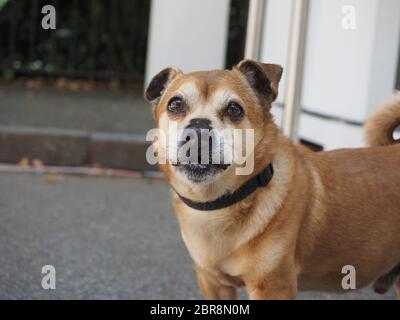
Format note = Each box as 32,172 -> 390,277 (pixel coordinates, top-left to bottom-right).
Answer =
144,60 -> 400,299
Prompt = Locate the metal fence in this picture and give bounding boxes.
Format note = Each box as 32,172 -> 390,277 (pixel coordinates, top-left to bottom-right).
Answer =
225,0 -> 249,69
0,0 -> 150,82
396,47 -> 400,92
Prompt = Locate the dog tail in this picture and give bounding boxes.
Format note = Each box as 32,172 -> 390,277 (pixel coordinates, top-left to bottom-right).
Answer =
373,262 -> 400,295
364,96 -> 400,147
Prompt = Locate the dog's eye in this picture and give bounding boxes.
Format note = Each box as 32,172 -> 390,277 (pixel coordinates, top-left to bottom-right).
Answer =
224,101 -> 244,121
167,97 -> 185,113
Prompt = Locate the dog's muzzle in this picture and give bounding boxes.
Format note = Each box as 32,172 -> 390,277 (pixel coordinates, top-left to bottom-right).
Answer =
173,118 -> 230,182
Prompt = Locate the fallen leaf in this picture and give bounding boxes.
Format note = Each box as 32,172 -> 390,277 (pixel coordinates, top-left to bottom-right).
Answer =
55,78 -> 67,90
46,173 -> 60,184
17,157 -> 30,168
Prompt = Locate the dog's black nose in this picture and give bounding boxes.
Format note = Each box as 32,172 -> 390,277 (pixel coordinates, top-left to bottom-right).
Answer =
183,118 -> 212,144
188,118 -> 211,130
184,118 -> 213,149
180,118 -> 214,164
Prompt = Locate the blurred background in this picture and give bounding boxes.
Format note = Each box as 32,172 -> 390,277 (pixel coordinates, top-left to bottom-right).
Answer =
0,0 -> 399,299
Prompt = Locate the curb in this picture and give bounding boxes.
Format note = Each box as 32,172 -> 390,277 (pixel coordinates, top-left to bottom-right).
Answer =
0,125 -> 156,171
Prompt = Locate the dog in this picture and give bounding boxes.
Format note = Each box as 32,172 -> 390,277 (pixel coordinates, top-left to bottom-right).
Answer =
144,59 -> 400,299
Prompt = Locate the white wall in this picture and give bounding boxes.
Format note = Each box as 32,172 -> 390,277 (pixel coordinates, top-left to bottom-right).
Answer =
260,0 -> 292,106
302,0 -> 378,122
261,0 -> 400,149
366,0 -> 400,113
302,0 -> 400,123
145,0 -> 231,84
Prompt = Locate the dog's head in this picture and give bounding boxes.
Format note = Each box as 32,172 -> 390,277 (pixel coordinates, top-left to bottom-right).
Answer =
144,60 -> 282,189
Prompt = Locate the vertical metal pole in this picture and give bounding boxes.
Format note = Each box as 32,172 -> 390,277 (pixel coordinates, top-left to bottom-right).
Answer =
244,0 -> 266,60
28,0 -> 38,64
8,0 -> 18,69
283,0 -> 309,143
68,0 -> 79,74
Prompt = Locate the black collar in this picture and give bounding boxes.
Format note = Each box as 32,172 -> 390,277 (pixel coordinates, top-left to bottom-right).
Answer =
174,164 -> 274,211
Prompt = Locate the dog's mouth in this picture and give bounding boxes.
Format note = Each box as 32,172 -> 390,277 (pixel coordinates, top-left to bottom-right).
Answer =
172,161 -> 230,182
171,133 -> 231,182
173,162 -> 230,170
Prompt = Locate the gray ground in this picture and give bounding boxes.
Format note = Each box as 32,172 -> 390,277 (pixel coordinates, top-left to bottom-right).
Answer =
0,84 -> 153,133
0,173 -> 396,299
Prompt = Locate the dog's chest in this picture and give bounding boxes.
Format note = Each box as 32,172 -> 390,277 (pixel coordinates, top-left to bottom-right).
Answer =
179,212 -> 262,279
182,229 -> 246,279
180,209 -> 289,282
181,222 -> 233,269
178,197 -> 280,268
179,210 -> 241,270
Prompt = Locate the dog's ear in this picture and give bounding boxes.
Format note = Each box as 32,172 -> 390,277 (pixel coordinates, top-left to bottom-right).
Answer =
234,60 -> 283,105
144,67 -> 181,103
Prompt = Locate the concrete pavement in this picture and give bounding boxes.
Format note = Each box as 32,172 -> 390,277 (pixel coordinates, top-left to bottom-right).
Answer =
0,84 -> 154,170
0,84 -> 153,134
0,173 -> 396,299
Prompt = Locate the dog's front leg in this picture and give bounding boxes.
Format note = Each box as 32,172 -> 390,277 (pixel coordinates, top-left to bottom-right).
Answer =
248,284 -> 297,300
246,270 -> 298,300
195,265 -> 237,300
